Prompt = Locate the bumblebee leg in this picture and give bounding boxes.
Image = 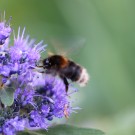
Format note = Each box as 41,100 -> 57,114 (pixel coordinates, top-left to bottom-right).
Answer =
63,77 -> 69,92
60,75 -> 69,92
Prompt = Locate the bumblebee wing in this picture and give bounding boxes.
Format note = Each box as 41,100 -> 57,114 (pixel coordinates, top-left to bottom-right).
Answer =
49,35 -> 86,59
65,37 -> 86,58
48,37 -> 66,56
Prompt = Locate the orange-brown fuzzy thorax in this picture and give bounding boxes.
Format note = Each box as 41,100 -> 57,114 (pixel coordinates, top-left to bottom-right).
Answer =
58,56 -> 69,68
48,55 -> 69,69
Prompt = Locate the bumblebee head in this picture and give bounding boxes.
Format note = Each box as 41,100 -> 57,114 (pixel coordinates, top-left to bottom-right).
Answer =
43,58 -> 52,69
42,55 -> 68,69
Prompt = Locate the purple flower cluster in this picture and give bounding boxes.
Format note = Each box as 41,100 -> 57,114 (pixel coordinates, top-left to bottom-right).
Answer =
0,13 -> 12,45
0,15 -> 76,135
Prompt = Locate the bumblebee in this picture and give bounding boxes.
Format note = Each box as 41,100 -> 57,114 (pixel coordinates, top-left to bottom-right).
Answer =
38,54 -> 89,92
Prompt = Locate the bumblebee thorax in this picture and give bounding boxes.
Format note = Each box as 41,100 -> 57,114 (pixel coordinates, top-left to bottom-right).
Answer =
43,55 -> 68,69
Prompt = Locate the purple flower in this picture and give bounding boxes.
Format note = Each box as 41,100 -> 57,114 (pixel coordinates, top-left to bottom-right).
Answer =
0,13 -> 77,135
30,110 -> 48,129
2,117 -> 26,135
1,73 -> 75,135
0,13 -> 12,45
10,27 -> 46,62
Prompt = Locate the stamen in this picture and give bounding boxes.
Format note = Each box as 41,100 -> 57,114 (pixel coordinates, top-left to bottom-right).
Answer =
21,27 -> 25,41
5,16 -> 12,27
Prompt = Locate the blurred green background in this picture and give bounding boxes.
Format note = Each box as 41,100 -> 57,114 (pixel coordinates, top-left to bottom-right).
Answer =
0,0 -> 135,135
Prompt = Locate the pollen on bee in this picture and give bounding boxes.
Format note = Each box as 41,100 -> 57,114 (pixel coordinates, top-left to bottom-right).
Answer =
64,104 -> 69,119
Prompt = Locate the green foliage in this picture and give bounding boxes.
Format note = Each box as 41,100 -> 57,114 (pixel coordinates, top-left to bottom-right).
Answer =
18,125 -> 105,135
0,87 -> 14,106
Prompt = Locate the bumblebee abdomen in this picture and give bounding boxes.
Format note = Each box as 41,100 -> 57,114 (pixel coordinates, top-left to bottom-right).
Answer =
69,63 -> 82,81
61,61 -> 82,81
61,61 -> 89,87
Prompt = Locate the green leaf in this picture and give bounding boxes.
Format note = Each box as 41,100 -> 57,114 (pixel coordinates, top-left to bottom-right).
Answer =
0,87 -> 14,106
18,125 -> 105,135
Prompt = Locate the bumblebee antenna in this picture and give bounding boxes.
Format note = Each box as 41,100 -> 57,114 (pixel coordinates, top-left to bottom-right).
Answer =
36,65 -> 43,67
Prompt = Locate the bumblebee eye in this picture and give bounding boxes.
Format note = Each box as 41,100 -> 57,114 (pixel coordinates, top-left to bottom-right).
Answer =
44,58 -> 51,69
46,59 -> 49,63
